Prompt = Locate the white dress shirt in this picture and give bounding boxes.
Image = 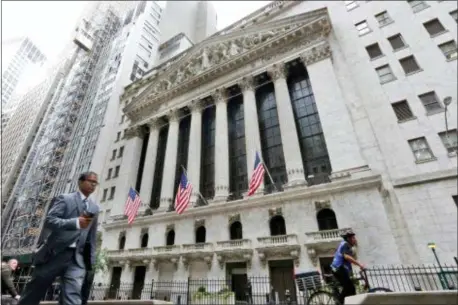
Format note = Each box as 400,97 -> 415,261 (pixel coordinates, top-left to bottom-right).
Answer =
69,191 -> 88,248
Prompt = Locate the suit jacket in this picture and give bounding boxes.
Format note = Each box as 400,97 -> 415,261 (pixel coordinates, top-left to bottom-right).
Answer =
33,192 -> 99,269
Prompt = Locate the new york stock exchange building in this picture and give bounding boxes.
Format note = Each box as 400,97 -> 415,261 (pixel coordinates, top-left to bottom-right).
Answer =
95,0 -> 458,301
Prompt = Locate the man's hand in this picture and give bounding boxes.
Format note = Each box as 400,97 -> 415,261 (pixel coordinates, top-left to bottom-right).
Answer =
359,263 -> 366,270
78,216 -> 92,229
15,295 -> 20,300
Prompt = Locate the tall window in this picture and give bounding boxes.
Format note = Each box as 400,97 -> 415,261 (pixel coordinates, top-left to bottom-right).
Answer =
288,69 -> 331,185
172,116 -> 191,203
150,125 -> 169,209
200,106 -> 216,201
228,95 -> 248,200
256,83 -> 287,193
135,130 -> 149,192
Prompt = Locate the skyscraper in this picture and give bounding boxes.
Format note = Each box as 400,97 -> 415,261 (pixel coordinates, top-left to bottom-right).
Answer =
158,1 -> 217,44
1,1 -> 134,265
1,37 -> 46,108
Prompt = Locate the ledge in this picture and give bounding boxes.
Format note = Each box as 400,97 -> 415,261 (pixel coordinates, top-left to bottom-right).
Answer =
103,173 -> 382,230
393,168 -> 457,187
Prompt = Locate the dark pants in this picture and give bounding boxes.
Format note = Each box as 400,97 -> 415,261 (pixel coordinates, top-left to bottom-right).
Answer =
18,249 -> 85,305
81,270 -> 94,305
332,267 -> 356,305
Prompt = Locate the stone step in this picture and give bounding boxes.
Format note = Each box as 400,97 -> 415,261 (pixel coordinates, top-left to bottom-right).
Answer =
40,300 -> 172,305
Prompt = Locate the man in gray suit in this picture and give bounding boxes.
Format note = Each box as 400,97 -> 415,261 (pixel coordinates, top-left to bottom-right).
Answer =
18,171 -> 100,305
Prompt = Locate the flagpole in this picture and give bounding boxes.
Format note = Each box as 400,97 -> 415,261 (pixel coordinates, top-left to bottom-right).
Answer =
257,150 -> 278,192
181,165 -> 210,206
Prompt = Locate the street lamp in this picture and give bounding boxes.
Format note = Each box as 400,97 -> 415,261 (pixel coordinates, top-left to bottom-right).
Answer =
443,97 -> 452,142
427,242 -> 451,289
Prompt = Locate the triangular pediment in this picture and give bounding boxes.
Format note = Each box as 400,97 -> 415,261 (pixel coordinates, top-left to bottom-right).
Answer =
124,7 -> 331,118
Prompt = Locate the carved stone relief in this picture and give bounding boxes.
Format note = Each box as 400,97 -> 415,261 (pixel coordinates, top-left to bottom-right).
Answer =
228,213 -> 240,225
267,63 -> 288,81
314,200 -> 331,211
194,219 -> 205,228
300,42 -> 332,66
212,88 -> 227,103
167,109 -> 181,122
166,224 -> 175,233
238,76 -> 255,92
268,207 -> 282,218
188,99 -> 205,113
124,126 -> 144,139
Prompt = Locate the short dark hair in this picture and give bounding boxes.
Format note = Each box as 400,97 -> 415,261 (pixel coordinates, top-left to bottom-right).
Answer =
78,171 -> 98,182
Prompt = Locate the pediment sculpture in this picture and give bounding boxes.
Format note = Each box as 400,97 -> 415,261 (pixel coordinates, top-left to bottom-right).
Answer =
124,7 -> 332,121
145,26 -> 295,100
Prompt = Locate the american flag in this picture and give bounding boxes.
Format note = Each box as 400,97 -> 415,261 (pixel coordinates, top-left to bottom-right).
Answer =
175,171 -> 193,214
124,187 -> 142,225
248,151 -> 265,196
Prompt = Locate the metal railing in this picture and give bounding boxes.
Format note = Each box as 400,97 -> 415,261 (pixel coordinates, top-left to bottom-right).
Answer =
11,264 -> 457,304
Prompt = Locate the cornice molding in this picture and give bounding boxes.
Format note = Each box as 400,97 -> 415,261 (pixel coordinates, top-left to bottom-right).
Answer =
124,126 -> 145,139
103,174 -> 382,230
123,8 -> 332,124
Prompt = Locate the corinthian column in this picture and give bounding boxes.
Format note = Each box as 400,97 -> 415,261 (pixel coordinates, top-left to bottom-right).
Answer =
159,110 -> 180,211
213,89 -> 230,202
239,77 -> 264,195
138,118 -> 160,212
114,126 -> 144,216
187,100 -> 204,205
268,64 -> 307,188
300,42 -> 366,176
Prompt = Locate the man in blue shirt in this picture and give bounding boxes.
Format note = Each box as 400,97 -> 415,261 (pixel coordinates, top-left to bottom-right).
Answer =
331,230 -> 365,304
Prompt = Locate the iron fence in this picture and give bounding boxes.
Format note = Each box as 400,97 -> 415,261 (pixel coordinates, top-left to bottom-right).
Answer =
11,264 -> 458,304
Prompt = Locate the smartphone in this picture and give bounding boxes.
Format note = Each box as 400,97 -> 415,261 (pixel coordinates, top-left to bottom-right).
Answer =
83,211 -> 95,218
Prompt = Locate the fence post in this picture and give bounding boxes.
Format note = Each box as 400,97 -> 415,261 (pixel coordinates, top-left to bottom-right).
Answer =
186,277 -> 191,305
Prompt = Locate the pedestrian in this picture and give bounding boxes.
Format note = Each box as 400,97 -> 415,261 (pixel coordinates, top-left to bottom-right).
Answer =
18,171 -> 100,305
1,259 -> 20,304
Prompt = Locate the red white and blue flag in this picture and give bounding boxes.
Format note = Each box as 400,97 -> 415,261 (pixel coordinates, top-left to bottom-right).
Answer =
124,187 -> 142,225
248,151 -> 265,196
175,171 -> 193,214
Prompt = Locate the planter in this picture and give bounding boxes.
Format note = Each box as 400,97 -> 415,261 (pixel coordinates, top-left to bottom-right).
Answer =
192,293 -> 235,305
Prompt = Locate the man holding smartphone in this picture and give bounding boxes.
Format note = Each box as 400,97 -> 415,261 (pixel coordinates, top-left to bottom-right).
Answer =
18,172 -> 100,305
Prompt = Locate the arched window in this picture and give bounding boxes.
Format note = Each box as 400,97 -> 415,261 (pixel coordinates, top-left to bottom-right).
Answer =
119,234 -> 126,250
269,215 -> 286,236
229,221 -> 243,240
195,226 -> 206,243
140,233 -> 149,248
316,208 -> 338,231
166,230 -> 175,246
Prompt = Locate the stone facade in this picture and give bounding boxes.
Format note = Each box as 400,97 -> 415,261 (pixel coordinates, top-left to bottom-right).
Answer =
93,0 -> 457,291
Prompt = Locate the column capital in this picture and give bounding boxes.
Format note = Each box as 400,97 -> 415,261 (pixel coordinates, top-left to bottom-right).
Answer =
238,76 -> 255,92
167,109 -> 181,123
188,99 -> 205,113
125,126 -> 144,139
212,88 -> 228,104
145,118 -> 160,130
267,63 -> 288,81
300,42 -> 332,66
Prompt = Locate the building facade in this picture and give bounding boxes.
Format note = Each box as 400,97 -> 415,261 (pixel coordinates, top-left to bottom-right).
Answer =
96,1 -> 458,299
1,37 -> 46,108
1,69 -> 63,205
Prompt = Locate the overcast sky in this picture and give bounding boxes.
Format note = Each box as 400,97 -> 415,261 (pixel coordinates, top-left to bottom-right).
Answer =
2,1 -> 270,63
